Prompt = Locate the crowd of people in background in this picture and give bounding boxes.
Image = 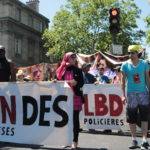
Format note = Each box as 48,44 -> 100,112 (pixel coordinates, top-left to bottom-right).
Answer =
16,64 -> 44,82
54,46 -> 150,149
1,44 -> 150,149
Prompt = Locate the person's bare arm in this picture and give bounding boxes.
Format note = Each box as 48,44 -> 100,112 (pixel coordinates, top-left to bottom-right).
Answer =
90,54 -> 100,70
145,70 -> 150,91
121,71 -> 126,101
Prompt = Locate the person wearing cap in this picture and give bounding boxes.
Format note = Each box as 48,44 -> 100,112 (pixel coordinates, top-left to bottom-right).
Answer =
121,45 -> 150,149
82,63 -> 97,84
0,45 -> 16,82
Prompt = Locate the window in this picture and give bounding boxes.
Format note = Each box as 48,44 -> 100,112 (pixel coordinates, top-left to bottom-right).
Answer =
15,37 -> 22,56
28,15 -> 33,27
28,39 -> 35,60
0,22 -> 2,28
34,19 -> 42,32
16,8 -> 21,21
39,21 -> 43,32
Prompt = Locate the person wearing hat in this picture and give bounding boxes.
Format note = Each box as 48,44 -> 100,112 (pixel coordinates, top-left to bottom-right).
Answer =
82,63 -> 97,84
16,69 -> 25,81
121,45 -> 150,149
0,45 -> 16,82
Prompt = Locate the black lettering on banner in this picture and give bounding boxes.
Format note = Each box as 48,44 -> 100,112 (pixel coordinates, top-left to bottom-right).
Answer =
53,95 -> 68,127
1,127 -> 5,135
23,96 -> 38,125
6,127 -> 10,136
84,117 -> 124,126
111,119 -> 115,125
0,126 -> 15,136
39,95 -> 51,126
107,118 -> 110,125
100,119 -> 103,125
120,119 -> 124,126
84,118 -> 87,124
116,119 -> 119,125
89,119 -> 92,124
11,127 -> 15,136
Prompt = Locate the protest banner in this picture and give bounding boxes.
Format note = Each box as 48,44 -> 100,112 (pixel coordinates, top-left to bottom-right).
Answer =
0,82 -> 73,147
82,84 -> 127,130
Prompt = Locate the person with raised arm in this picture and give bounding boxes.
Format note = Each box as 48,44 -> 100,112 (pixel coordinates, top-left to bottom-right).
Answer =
56,52 -> 84,149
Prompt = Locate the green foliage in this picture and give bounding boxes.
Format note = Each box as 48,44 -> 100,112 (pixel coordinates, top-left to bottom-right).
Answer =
145,16 -> 150,44
42,0 -> 144,61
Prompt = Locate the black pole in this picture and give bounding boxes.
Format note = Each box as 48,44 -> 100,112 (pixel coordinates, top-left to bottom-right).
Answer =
112,33 -> 116,45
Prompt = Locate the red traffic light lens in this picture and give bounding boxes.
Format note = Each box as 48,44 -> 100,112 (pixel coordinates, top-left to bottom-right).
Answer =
111,9 -> 118,16
109,8 -> 119,17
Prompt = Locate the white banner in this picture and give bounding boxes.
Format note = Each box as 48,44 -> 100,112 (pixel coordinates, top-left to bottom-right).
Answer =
0,82 -> 73,147
82,84 -> 127,130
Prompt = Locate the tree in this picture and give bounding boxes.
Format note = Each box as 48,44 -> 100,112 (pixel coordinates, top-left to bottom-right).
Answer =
42,0 -> 144,61
145,16 -> 150,45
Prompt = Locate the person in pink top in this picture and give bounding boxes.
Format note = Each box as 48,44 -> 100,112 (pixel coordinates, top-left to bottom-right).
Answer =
56,52 -> 84,149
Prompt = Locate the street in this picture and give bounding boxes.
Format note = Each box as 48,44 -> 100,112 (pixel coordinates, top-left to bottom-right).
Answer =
0,130 -> 148,150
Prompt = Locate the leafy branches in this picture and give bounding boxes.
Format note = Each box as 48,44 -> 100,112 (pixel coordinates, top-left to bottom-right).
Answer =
42,0 -> 143,61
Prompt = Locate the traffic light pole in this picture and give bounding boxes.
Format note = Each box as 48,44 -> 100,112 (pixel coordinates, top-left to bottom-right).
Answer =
112,33 -> 116,44
111,33 -> 117,55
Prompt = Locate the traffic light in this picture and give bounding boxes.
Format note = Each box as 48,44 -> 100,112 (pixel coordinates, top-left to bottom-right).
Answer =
109,8 -> 120,34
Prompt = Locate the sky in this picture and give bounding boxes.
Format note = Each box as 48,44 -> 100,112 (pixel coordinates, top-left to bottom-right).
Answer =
20,0 -> 66,25
136,0 -> 150,30
135,0 -> 150,56
20,0 -> 150,56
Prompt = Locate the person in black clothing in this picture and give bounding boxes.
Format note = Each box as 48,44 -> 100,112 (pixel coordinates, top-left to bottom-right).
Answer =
82,63 -> 97,132
56,52 -> 84,149
82,63 -> 97,84
0,45 -> 16,82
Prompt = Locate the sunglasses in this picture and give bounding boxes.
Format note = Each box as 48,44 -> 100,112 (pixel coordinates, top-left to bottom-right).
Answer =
128,51 -> 138,55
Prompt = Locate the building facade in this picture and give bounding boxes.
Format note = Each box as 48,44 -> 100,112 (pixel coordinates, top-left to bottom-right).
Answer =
0,0 -> 49,66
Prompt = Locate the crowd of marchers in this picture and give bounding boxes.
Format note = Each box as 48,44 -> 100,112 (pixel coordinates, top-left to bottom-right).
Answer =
0,44 -> 150,149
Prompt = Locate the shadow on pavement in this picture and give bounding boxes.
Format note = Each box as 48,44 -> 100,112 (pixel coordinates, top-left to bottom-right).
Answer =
0,142 -> 43,149
81,129 -> 125,136
78,148 -> 108,150
0,142 -> 107,150
81,129 -> 150,138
